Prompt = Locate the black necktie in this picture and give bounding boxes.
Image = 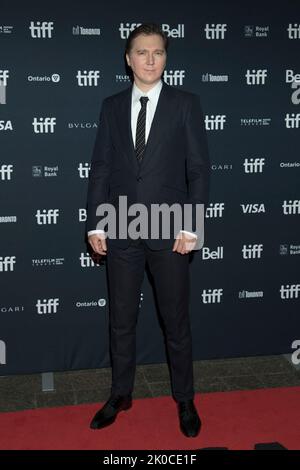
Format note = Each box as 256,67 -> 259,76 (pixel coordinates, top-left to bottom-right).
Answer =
135,96 -> 149,163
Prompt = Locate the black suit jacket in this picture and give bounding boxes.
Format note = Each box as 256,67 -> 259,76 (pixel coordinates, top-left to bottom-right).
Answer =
86,80 -> 210,250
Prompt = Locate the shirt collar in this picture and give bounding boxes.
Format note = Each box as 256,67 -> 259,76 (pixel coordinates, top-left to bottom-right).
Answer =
132,79 -> 163,105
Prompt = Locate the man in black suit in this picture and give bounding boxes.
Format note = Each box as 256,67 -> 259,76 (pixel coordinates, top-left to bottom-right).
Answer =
86,23 -> 210,438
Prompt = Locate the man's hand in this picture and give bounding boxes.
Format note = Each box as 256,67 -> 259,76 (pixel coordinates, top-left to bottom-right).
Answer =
88,233 -> 107,256
172,232 -> 197,255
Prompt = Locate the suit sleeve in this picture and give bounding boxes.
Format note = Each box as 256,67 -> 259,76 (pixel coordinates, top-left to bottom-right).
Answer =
184,94 -> 210,233
86,98 -> 112,233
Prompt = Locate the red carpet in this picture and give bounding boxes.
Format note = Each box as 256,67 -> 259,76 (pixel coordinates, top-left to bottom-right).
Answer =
0,386 -> 299,450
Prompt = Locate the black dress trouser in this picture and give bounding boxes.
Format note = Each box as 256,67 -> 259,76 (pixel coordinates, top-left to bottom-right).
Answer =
106,237 -> 195,403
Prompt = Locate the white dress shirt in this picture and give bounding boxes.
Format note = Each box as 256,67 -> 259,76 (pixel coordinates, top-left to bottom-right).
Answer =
88,79 -> 197,240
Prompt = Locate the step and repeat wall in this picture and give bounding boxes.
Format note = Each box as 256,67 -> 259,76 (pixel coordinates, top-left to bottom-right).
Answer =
1,0 -> 299,375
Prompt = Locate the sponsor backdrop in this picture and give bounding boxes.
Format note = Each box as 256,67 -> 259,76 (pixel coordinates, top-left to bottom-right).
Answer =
0,0 -> 299,375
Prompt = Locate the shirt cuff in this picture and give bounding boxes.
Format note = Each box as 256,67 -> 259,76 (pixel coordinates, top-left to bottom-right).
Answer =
180,230 -> 198,239
87,229 -> 106,237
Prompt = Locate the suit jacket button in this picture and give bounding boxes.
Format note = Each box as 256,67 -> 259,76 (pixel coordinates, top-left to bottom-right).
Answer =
137,176 -> 142,182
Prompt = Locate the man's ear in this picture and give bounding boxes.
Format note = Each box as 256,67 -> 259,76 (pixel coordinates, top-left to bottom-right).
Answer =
126,53 -> 130,67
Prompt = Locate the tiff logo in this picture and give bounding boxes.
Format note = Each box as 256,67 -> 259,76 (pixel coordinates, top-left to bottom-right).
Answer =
245,69 -> 268,85
242,244 -> 263,259
0,256 -> 16,271
205,203 -> 225,218
202,289 -> 223,303
287,23 -> 300,39
163,70 -> 185,86
285,113 -> 300,128
243,158 -> 265,173
80,252 -> 102,267
0,340 -> 6,365
204,24 -> 227,39
76,70 -> 100,86
119,23 -> 184,39
36,298 -> 59,314
280,284 -> 300,299
29,21 -> 54,38
0,164 -> 13,180
32,117 -> 56,133
78,163 -> 90,178
282,200 -> 300,215
205,115 -> 226,130
35,209 -> 59,224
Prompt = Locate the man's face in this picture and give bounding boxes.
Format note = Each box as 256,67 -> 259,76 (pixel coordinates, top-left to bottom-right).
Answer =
126,33 -> 167,90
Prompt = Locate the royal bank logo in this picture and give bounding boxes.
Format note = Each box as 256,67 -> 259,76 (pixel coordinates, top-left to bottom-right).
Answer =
163,70 -> 185,86
280,284 -> 300,299
0,340 -> 6,365
36,298 -> 59,314
245,69 -> 268,85
279,244 -> 300,255
282,200 -> 300,215
202,289 -> 223,303
279,243 -> 300,256
119,23 -> 184,39
32,165 -> 59,177
204,24 -> 227,39
244,25 -> 270,38
0,164 -> 13,180
242,244 -> 263,259
205,115 -> 226,130
72,26 -> 101,36
0,256 -> 16,271
29,21 -> 54,38
78,163 -> 90,178
76,70 -> 100,86
35,209 -> 59,224
287,23 -> 300,39
243,158 -> 265,173
32,117 -> 56,133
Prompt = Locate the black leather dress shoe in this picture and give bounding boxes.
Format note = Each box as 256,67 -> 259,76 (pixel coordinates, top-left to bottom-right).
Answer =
178,399 -> 201,437
90,394 -> 132,430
